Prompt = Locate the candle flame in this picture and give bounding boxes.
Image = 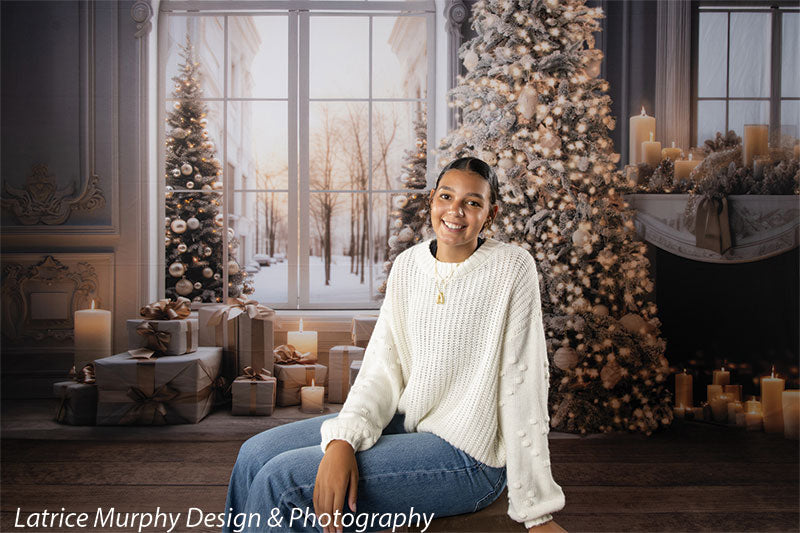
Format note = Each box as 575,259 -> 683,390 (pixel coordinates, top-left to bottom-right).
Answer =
683,368 -> 687,374
311,378 -> 315,387
640,106 -> 646,116
90,299 -> 96,310
299,318 -> 304,332
672,141 -> 676,148
688,153 -> 693,161
649,132 -> 654,142
771,364 -> 775,378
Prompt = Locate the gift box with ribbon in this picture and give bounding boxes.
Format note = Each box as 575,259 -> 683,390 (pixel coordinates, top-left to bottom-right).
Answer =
232,366 -> 277,416
53,363 -> 98,426
201,297 -> 275,382
273,344 -> 327,407
94,346 -> 222,425
126,297 -> 197,357
349,359 -> 362,388
351,315 -> 378,348
327,345 -> 365,403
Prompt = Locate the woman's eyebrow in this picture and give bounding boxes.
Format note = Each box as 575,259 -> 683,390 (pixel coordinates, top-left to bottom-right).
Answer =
438,185 -> 485,200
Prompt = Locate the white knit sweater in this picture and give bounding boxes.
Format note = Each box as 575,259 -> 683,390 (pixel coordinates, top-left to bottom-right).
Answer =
320,237 -> 565,528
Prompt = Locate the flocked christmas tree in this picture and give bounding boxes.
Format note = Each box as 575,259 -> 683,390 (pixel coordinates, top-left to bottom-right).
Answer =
438,0 -> 672,435
378,111 -> 433,294
165,36 -> 252,302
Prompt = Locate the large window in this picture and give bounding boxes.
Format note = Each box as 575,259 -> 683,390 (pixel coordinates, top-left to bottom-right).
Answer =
160,1 -> 436,309
693,2 -> 799,146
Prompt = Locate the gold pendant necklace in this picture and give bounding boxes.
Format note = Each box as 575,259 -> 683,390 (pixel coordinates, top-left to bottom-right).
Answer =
434,256 -> 461,304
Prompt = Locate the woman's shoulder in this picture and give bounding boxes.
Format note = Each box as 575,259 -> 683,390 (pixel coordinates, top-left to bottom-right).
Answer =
491,239 -> 537,271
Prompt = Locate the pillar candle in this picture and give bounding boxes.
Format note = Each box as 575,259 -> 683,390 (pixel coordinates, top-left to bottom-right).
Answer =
707,384 -> 723,403
761,366 -> 785,434
74,301 -> 112,370
300,379 -> 325,414
782,390 -> 799,440
287,318 -> 318,359
629,107 -> 655,165
735,412 -> 747,427
710,393 -> 730,423
691,406 -> 705,421
712,367 -> 730,386
745,398 -> 763,431
724,384 -> 742,402
673,406 -> 686,419
642,132 -> 662,167
727,401 -> 743,424
742,124 -> 769,168
662,141 -> 682,162
675,369 -> 693,408
674,153 -> 700,180
753,156 -> 769,179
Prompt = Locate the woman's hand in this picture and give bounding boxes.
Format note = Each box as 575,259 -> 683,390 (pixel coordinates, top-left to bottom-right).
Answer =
529,519 -> 567,533
314,439 -> 359,533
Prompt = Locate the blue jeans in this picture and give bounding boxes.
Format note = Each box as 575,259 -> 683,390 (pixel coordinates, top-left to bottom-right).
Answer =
223,412 -> 507,532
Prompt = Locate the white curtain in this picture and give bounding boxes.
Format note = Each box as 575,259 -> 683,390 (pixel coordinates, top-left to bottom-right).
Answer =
655,0 -> 692,151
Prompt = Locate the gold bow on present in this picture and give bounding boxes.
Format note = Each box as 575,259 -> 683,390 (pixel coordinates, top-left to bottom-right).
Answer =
239,366 -> 272,381
273,344 -> 316,365
68,362 -> 96,384
121,384 -> 181,425
139,297 -> 192,321
207,296 -> 275,327
128,321 -> 172,359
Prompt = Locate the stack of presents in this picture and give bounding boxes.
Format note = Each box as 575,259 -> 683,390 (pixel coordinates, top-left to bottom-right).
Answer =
54,297 -> 378,426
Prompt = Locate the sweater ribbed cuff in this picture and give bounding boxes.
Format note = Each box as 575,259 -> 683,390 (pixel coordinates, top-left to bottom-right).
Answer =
319,421 -> 367,454
524,513 -> 553,529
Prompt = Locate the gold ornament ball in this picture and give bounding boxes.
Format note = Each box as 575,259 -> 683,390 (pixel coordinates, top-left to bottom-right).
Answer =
175,278 -> 193,296
193,281 -> 202,290
572,228 -> 590,247
170,219 -> 187,234
169,262 -> 186,277
228,261 -> 240,275
214,214 -> 224,227
592,304 -> 609,317
177,243 -> 187,253
202,267 -> 214,278
187,217 -> 200,230
186,181 -> 195,189
203,246 -> 212,256
620,313 -> 649,335
181,163 -> 193,175
554,346 -> 579,370
201,184 -> 212,191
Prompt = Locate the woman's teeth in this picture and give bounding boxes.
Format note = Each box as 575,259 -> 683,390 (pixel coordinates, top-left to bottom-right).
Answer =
443,220 -> 465,230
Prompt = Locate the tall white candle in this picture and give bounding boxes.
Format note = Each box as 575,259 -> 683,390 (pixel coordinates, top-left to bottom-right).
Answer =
675,369 -> 692,408
74,300 -> 112,370
642,132 -> 662,167
287,318 -> 318,359
742,124 -> 769,168
782,390 -> 799,440
629,107 -> 655,165
712,367 -> 730,386
761,366 -> 785,434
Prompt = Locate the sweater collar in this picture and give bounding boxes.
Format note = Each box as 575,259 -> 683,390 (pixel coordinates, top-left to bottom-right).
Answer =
414,237 -> 503,280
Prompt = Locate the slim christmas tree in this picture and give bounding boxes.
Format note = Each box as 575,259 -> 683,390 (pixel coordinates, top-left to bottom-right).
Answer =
379,112 -> 432,295
165,36 -> 252,302
439,0 -> 672,435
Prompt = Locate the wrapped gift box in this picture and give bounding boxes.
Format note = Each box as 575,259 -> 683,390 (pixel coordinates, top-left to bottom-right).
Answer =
94,347 -> 222,425
273,363 -> 327,407
198,304 -> 231,347
349,360 -> 362,387
232,372 -> 277,416
351,315 -> 378,348
328,345 -> 365,403
126,318 -> 198,356
53,381 -> 97,425
237,314 -> 274,378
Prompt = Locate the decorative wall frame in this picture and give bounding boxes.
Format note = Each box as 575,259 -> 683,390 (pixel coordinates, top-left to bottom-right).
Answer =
1,253 -> 114,352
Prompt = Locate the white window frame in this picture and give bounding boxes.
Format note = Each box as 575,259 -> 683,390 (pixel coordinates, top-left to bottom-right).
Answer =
158,1 -> 436,310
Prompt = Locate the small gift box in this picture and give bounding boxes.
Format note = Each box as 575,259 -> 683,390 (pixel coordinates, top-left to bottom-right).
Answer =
126,297 -> 197,357
53,363 -> 98,426
273,344 -> 326,407
351,315 -> 378,348
349,360 -> 362,387
328,345 -> 365,403
94,346 -> 222,425
232,367 -> 277,416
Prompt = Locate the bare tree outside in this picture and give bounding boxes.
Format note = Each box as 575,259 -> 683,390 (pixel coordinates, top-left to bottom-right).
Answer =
309,105 -> 341,285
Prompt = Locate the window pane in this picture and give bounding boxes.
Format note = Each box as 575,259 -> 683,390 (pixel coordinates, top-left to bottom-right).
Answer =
309,192 -> 380,304
228,16 -> 288,98
783,13 -> 800,98
781,100 -> 800,143
698,13 -> 727,98
697,100 -> 726,143
165,16 -> 224,99
229,101 -> 289,190
372,102 -> 426,190
373,16 -> 427,99
310,102 -> 369,191
728,100 -> 769,139
310,17 -> 369,99
729,13 -> 771,98
234,191 -> 290,306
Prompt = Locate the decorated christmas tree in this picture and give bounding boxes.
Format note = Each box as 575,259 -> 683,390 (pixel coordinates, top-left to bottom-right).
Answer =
438,0 -> 672,435
379,111 -> 432,294
165,36 -> 252,302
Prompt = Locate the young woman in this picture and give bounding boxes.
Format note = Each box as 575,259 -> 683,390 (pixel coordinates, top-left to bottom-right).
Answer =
223,157 -> 566,533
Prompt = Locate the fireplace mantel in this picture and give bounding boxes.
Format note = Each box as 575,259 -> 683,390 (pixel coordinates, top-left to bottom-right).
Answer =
623,194 -> 800,263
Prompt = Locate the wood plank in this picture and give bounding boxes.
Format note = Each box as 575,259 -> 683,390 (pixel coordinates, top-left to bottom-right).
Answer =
2,440 -> 244,463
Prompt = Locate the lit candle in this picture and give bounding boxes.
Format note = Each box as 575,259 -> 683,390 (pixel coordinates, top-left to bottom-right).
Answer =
782,390 -> 799,440
710,393 -> 730,423
661,141 -> 682,162
74,300 -> 112,370
745,397 -> 763,432
300,378 -> 325,414
642,132 -> 662,167
753,156 -> 769,179
707,384 -> 723,403
674,153 -> 700,180
761,366 -> 785,434
742,124 -> 769,168
675,369 -> 693,408
724,384 -> 742,402
629,107 -> 655,165
727,401 -> 743,424
712,366 -> 730,386
287,318 -> 318,360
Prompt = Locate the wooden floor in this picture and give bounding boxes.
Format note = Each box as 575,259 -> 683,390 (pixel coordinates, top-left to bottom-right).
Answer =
1,400 -> 798,532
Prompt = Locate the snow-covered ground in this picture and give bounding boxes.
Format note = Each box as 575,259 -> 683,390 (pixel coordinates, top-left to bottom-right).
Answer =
248,253 -> 387,307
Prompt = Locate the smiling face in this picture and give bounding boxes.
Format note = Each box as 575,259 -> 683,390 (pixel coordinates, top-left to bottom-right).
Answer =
429,169 -> 497,253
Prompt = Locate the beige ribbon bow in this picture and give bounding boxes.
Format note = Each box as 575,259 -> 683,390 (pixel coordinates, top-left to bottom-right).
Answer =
273,344 -> 317,365
139,297 -> 192,321
207,296 -> 275,327
239,366 -> 273,381
122,384 -> 181,425
68,362 -> 96,384
128,321 -> 172,359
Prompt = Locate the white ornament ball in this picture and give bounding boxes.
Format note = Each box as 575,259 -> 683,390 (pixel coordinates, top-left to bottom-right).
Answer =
592,304 -> 609,317
214,214 -> 224,227
517,86 -> 539,120
186,181 -> 195,189
187,217 -> 200,230
177,243 -> 187,253
213,273 -> 221,280
228,261 -> 240,275
212,181 -> 224,190
168,262 -> 185,277
170,219 -> 187,234
181,163 -> 193,175
572,228 -> 590,247
393,195 -> 408,209
398,227 -> 414,243
171,127 -> 188,139
203,246 -> 212,256
554,346 -> 579,370
165,217 -> 171,227
175,278 -> 193,296
202,267 -> 214,279
388,235 -> 399,249
463,50 -> 479,72
193,282 -> 202,290
393,218 -> 403,229
201,184 -> 212,191
171,168 -> 181,177
498,158 -> 514,170
481,150 -> 497,165
227,228 -> 235,240
193,296 -> 202,302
